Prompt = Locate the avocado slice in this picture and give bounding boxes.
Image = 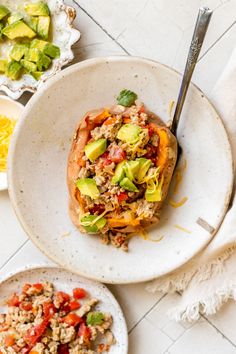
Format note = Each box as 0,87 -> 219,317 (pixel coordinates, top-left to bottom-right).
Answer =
136,158 -> 152,183
117,124 -> 142,144
10,44 -> 28,62
20,59 -> 37,73
31,71 -> 43,80
120,177 -> 139,192
0,59 -> 7,73
44,43 -> 60,58
125,160 -> 140,182
2,20 -> 36,39
24,2 -> 50,16
76,178 -> 100,200
80,214 -> 107,233
7,13 -> 23,25
26,17 -> 39,32
111,161 -> 126,185
37,16 -> 50,40
0,5 -> 10,21
84,139 -> 107,162
25,48 -> 41,62
6,61 -> 23,80
36,52 -> 51,71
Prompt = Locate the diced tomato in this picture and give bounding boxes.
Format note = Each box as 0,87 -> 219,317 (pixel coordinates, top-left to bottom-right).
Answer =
73,288 -> 87,300
54,291 -> 70,306
147,124 -> 154,137
63,313 -> 82,327
20,302 -> 32,311
24,320 -> 48,346
103,117 -> 116,126
22,284 -> 31,294
89,204 -> 105,214
78,323 -> 91,342
117,192 -> 129,203
109,147 -> 126,163
138,105 -> 146,114
144,145 -> 157,158
58,344 -> 69,354
4,335 -> 15,347
43,302 -> 56,319
32,283 -> 43,293
7,293 -> 20,307
69,301 -> 81,311
60,304 -> 70,314
100,151 -> 112,166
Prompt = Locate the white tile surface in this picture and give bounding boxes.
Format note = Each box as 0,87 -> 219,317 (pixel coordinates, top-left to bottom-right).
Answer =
2,0 -> 236,353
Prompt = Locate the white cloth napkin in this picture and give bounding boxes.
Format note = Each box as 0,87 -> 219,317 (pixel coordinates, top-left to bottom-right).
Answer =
146,48 -> 236,321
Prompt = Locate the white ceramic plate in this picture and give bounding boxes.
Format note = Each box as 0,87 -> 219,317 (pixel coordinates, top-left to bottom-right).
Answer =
8,57 -> 233,283
0,266 -> 128,353
0,95 -> 24,191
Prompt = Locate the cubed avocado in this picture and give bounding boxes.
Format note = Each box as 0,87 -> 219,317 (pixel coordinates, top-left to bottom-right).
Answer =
10,44 -> 28,62
44,43 -> 60,58
111,161 -> 126,185
136,158 -> 152,183
0,22 -> 4,41
24,2 -> 50,16
125,160 -> 140,182
37,16 -> 50,40
76,178 -> 100,200
20,59 -> 37,73
117,123 -> 142,144
7,13 -> 23,25
6,61 -> 23,80
80,214 -> 107,233
30,38 -> 47,50
120,177 -> 139,192
25,48 -> 41,62
84,139 -> 107,162
2,20 -> 36,39
0,5 -> 10,21
31,71 -> 43,80
0,59 -> 7,73
36,52 -> 51,71
26,17 -> 38,32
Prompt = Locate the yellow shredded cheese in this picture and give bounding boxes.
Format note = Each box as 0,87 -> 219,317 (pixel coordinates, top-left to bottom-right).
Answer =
168,100 -> 175,118
169,197 -> 188,208
0,115 -> 16,172
174,224 -> 191,234
127,228 -> 164,243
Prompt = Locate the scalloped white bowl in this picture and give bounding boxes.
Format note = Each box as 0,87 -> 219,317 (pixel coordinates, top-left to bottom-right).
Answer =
0,0 -> 80,99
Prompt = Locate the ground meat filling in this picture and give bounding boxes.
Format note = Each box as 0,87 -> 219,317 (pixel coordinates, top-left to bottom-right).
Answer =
0,283 -> 114,353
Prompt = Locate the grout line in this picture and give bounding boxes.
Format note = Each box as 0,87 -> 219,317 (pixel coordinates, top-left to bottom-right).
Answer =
202,315 -> 236,348
72,0 -> 131,55
128,293 -> 167,334
198,20 -> 236,62
0,239 -> 29,271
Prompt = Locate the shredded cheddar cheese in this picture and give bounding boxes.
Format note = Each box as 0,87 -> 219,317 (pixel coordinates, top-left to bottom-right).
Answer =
169,196 -> 188,208
174,224 -> 191,234
0,115 -> 16,172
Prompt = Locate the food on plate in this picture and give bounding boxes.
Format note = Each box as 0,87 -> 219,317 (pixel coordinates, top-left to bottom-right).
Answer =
0,282 -> 114,353
0,114 -> 16,172
0,2 -> 60,81
67,89 -> 177,250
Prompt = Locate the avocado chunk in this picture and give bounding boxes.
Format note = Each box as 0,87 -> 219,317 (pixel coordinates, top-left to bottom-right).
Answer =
30,38 -> 47,50
0,22 -> 4,41
44,43 -> 60,58
120,177 -> 139,192
136,158 -> 152,183
125,160 -> 140,182
25,48 -> 41,62
2,20 -> 36,39
80,214 -> 107,233
10,44 -> 28,62
0,5 -> 10,21
76,178 -> 100,200
7,13 -> 23,25
117,124 -> 142,144
24,2 -> 50,16
0,59 -> 7,73
26,17 -> 38,32
111,161 -> 126,185
21,59 -> 37,73
31,71 -> 43,80
6,61 -> 23,80
37,52 -> 51,70
84,139 -> 107,162
37,16 -> 50,40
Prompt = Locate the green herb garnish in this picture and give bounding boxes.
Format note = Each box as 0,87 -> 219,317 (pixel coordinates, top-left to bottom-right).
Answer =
117,89 -> 138,107
86,312 -> 104,326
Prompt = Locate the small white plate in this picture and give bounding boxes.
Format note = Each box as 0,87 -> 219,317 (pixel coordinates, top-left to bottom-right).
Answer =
0,266 -> 128,354
0,95 -> 24,191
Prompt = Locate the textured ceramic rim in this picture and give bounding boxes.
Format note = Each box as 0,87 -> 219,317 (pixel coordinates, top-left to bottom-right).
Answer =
8,56 -> 234,283
0,2 -> 81,100
0,264 -> 129,353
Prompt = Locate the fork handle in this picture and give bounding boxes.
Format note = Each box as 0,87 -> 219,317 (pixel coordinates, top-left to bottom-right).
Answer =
170,7 -> 213,135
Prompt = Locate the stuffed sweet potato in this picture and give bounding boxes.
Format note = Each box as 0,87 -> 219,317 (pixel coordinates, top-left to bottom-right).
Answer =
67,90 -> 177,250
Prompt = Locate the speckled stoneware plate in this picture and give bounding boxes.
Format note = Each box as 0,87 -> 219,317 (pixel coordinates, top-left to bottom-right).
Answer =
0,0 -> 80,100
0,266 -> 128,353
8,57 -> 233,283
0,95 -> 24,191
